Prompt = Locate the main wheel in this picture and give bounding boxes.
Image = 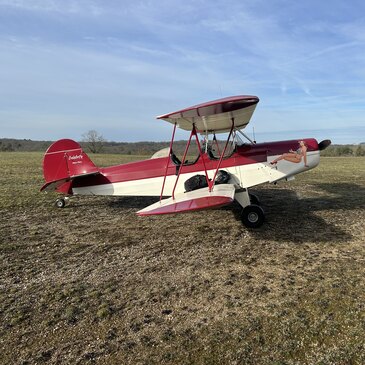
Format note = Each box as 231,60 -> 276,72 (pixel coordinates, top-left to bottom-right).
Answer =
55,198 -> 66,208
241,204 -> 265,228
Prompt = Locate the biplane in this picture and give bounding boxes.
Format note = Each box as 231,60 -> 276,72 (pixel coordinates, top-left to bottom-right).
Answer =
41,95 -> 331,227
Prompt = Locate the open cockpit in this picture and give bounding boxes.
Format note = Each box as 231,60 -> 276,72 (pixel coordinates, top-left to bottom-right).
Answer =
151,128 -> 256,167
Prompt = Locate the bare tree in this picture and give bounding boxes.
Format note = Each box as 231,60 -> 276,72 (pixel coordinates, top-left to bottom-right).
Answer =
82,130 -> 106,153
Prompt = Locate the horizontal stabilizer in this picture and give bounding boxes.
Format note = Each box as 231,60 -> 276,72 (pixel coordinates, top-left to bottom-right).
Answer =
40,172 -> 101,192
137,184 -> 235,216
40,178 -> 69,192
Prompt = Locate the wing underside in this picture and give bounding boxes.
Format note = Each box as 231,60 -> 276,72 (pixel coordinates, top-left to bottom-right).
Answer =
137,184 -> 236,216
157,95 -> 259,134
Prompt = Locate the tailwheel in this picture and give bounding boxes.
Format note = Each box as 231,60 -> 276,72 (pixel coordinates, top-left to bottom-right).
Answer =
55,198 -> 66,208
241,204 -> 265,228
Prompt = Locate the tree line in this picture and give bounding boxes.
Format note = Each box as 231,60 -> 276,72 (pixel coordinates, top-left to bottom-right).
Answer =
320,144 -> 365,157
0,137 -> 187,155
1,137 -> 364,156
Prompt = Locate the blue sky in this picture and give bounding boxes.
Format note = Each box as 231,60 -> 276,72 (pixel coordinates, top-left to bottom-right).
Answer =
0,0 -> 364,143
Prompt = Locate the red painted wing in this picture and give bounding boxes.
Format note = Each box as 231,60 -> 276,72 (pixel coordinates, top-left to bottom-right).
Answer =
137,184 -> 235,216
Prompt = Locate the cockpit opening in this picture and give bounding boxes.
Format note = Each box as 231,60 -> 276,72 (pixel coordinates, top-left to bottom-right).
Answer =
205,130 -> 250,160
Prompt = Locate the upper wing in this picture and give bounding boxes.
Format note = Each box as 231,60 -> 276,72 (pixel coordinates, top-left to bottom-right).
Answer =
157,95 -> 259,134
136,184 -> 236,216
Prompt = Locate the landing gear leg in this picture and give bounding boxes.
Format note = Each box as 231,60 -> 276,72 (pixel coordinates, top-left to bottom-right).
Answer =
235,189 -> 265,228
235,189 -> 251,208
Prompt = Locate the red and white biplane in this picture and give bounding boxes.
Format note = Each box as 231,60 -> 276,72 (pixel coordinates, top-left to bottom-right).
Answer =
41,95 -> 331,227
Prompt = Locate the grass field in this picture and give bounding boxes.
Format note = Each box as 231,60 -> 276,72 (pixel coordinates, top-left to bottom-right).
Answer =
0,152 -> 364,365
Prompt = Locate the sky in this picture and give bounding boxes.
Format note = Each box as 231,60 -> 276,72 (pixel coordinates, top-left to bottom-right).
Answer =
0,0 -> 364,143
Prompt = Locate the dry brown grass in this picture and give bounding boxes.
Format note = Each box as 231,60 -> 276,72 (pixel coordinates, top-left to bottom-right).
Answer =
0,152 -> 364,364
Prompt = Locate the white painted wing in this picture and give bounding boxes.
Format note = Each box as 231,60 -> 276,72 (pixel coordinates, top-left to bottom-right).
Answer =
157,95 -> 259,134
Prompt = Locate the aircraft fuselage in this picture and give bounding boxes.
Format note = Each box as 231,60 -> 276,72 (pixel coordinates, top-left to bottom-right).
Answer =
70,138 -> 320,197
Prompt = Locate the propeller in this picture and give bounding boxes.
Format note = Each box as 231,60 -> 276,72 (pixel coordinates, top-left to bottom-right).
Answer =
318,139 -> 332,150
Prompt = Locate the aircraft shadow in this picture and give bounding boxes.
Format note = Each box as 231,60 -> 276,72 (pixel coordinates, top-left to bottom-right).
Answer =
108,196 -> 160,210
301,182 -> 365,212
231,182 -> 364,243
98,182 -> 363,244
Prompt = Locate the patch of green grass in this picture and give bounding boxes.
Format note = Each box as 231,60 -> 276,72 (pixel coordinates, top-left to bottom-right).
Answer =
96,303 -> 113,319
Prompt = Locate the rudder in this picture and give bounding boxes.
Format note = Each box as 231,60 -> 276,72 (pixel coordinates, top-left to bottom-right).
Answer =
41,139 -> 99,192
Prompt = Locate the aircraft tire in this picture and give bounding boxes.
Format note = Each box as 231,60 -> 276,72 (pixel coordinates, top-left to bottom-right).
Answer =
241,204 -> 265,228
55,198 -> 66,208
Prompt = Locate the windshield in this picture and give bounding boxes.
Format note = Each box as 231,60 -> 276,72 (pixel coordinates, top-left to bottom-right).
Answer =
170,139 -> 200,166
206,132 -> 239,160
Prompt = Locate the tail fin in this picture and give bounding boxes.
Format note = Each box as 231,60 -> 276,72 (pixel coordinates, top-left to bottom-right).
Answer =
41,139 -> 99,193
